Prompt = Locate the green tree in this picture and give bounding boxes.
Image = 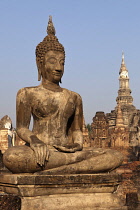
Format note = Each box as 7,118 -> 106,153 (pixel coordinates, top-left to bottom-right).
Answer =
86,123 -> 91,133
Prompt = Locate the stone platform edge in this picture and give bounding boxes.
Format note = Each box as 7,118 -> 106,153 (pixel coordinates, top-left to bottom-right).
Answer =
0,173 -> 122,197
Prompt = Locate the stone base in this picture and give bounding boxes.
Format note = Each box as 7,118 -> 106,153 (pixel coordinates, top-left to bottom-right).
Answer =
0,173 -> 127,210
21,193 -> 127,210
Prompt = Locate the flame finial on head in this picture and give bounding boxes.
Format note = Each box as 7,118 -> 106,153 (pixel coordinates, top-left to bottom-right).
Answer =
47,16 -> 56,35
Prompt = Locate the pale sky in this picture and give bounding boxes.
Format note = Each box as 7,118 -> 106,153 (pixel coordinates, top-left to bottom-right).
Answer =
1,0 -> 140,127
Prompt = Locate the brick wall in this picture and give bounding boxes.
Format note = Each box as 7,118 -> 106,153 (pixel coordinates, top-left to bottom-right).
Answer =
0,129 -> 8,154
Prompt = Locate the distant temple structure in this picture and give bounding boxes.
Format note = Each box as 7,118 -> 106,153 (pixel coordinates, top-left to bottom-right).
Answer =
82,118 -> 91,147
106,53 -> 138,127
109,103 -> 129,148
90,112 -> 109,148
0,115 -> 13,154
0,115 -> 25,154
91,53 -> 140,160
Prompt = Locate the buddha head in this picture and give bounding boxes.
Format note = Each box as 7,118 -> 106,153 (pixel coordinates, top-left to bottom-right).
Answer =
36,16 -> 65,83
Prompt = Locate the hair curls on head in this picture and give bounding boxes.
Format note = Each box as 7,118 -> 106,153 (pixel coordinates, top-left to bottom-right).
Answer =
36,16 -> 65,81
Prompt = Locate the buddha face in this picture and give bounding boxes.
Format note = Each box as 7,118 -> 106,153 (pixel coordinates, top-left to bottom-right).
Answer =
42,51 -> 65,83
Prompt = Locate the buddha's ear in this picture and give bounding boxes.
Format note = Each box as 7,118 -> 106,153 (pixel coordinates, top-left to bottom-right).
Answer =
36,58 -> 42,81
38,68 -> 42,81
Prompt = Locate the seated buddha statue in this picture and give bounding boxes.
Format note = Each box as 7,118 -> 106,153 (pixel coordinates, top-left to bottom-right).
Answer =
3,16 -> 123,174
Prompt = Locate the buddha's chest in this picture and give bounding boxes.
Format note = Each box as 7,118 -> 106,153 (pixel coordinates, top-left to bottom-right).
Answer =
31,90 -> 76,119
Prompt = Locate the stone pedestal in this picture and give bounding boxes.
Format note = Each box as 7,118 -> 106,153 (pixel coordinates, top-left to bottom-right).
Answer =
0,173 -> 127,210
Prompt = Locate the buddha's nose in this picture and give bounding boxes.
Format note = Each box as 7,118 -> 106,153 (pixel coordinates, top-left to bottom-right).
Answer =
55,61 -> 62,70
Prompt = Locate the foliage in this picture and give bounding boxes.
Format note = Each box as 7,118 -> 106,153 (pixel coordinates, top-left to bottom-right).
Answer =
86,124 -> 91,133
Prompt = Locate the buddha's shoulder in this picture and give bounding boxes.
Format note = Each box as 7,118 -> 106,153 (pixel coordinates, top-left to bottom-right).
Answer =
17,86 -> 40,97
62,88 -> 82,102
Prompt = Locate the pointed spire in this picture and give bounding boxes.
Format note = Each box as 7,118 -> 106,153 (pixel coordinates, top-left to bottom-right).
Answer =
47,15 -> 56,35
119,52 -> 128,74
122,51 -> 125,65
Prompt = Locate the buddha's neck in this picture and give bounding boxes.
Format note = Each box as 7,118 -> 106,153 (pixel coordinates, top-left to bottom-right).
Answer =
42,80 -> 62,92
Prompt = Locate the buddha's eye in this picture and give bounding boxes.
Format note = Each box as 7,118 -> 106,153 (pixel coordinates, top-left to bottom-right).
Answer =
60,60 -> 65,66
48,58 -> 56,64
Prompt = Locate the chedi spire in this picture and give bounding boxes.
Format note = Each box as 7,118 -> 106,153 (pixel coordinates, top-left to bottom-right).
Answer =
122,52 -> 125,65
119,52 -> 128,75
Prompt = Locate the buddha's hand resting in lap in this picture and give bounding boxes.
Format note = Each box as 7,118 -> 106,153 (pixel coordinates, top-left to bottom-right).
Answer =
53,143 -> 82,153
30,135 -> 49,166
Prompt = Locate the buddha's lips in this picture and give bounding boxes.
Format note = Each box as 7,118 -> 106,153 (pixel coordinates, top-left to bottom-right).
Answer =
53,72 -> 62,76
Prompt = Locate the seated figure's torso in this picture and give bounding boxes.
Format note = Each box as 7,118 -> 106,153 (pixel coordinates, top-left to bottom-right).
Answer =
27,86 -> 77,146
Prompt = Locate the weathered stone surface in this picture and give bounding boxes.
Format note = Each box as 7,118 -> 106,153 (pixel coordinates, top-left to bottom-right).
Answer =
0,115 -> 12,130
0,173 -> 127,209
21,193 -> 127,210
0,129 -> 8,154
90,112 -> 109,148
0,173 -> 121,197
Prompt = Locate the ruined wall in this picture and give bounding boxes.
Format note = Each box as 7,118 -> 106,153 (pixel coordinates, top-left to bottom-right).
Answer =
0,129 -> 8,154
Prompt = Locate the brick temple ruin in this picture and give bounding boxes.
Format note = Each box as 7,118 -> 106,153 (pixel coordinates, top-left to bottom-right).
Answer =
0,115 -> 24,155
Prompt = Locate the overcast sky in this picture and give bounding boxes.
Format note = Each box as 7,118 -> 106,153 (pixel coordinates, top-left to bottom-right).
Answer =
1,0 -> 140,127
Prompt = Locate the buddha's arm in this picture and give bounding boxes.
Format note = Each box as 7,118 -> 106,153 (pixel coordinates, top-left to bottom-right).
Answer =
71,94 -> 84,149
16,88 -> 33,143
16,88 -> 48,166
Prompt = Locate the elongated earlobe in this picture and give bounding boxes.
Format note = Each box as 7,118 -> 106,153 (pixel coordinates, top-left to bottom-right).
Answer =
36,58 -> 42,81
38,69 -> 41,81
